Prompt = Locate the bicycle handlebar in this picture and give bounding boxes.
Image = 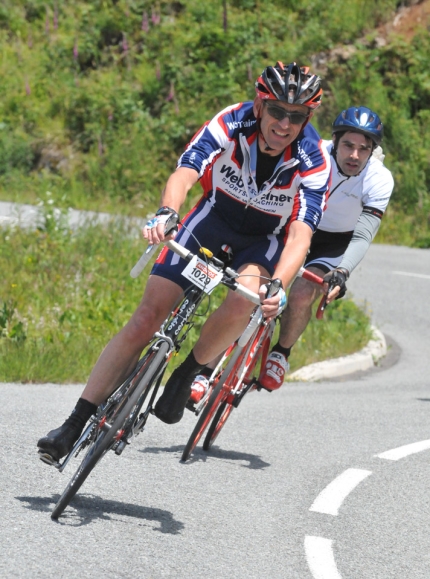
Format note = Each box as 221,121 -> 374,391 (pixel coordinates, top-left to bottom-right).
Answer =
297,267 -> 326,320
130,238 -> 261,305
130,213 -> 180,278
130,243 -> 158,278
130,241 -> 327,319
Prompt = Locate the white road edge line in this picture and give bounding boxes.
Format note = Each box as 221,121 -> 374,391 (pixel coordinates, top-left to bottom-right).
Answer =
376,439 -> 430,460
305,536 -> 342,579
392,271 -> 430,280
309,468 -> 372,516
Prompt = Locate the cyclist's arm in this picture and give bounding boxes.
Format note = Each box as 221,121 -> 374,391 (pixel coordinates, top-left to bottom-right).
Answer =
337,209 -> 382,276
336,159 -> 393,277
260,220 -> 313,319
144,167 -> 199,244
325,159 -> 393,301
324,209 -> 382,303
161,167 -> 199,212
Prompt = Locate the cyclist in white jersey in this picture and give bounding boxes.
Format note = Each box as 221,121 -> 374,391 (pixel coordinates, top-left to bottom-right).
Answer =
257,106 -> 394,390
189,106 -> 394,398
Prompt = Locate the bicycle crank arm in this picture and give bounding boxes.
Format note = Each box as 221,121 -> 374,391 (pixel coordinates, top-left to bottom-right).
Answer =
229,380 -> 256,408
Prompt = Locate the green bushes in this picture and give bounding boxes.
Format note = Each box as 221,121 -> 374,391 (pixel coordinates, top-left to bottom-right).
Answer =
0,0 -> 428,241
288,298 -> 372,373
313,27 -> 430,244
0,127 -> 35,175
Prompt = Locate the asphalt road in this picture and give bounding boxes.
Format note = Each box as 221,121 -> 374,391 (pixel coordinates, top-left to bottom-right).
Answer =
1,243 -> 429,578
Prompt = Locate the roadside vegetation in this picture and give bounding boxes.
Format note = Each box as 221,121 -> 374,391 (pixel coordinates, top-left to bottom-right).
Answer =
0,0 -> 427,382
0,200 -> 371,382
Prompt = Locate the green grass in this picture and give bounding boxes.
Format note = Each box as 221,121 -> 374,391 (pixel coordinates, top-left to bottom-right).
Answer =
0,0 -> 428,233
287,299 -> 372,373
377,202 -> 430,249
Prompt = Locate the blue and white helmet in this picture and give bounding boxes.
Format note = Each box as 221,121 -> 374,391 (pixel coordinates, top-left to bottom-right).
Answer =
332,106 -> 383,146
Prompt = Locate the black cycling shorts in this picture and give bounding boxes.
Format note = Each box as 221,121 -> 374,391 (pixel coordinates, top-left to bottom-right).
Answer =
304,229 -> 353,274
150,199 -> 286,291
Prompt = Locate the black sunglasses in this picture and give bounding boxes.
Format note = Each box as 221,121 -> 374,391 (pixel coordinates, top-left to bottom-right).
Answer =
264,101 -> 309,125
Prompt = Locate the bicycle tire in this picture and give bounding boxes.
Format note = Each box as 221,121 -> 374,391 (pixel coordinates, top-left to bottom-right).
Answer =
51,343 -> 169,519
202,400 -> 234,450
202,322 -> 275,452
181,335 -> 255,462
180,376 -> 229,462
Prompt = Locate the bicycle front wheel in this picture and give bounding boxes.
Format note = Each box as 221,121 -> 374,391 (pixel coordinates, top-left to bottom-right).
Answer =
202,399 -> 234,451
51,343 -> 169,519
181,378 -> 229,462
203,321 -> 275,452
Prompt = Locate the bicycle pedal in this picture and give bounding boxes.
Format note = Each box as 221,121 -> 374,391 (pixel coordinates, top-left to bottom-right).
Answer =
114,440 -> 128,456
185,400 -> 197,413
232,381 -> 257,407
38,450 -> 60,468
231,397 -> 240,408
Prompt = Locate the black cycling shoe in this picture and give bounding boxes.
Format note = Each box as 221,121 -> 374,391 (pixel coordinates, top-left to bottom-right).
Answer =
37,423 -> 82,463
154,373 -> 194,424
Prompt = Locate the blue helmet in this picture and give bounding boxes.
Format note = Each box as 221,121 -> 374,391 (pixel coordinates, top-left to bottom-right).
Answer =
332,106 -> 383,146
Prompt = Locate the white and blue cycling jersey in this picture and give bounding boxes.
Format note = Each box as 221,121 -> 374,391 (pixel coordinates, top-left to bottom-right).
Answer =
152,101 -> 331,290
177,101 -> 331,238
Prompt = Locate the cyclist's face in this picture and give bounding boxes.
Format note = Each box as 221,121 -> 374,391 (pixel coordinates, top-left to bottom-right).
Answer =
335,132 -> 373,175
256,98 -> 310,156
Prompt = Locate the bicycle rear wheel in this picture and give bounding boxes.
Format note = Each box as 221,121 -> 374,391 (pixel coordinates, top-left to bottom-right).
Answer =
51,343 -> 169,519
181,341 -> 254,462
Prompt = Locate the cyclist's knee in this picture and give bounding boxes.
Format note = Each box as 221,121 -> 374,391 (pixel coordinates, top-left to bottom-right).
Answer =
288,280 -> 319,311
126,303 -> 163,342
223,293 -> 255,320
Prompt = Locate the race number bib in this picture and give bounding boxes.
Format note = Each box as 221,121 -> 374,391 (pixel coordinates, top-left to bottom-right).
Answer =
181,255 -> 223,294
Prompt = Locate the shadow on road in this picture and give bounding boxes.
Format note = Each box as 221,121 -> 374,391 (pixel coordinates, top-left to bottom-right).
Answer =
16,494 -> 185,532
140,444 -> 271,470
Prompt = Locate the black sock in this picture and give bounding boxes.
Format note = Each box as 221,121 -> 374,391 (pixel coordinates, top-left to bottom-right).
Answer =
272,342 -> 291,359
64,397 -> 98,431
199,366 -> 213,378
170,349 -> 206,381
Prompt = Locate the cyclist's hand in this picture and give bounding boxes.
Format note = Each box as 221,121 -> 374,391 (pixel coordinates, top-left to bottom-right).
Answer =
323,268 -> 348,303
259,284 -> 287,320
143,206 -> 178,245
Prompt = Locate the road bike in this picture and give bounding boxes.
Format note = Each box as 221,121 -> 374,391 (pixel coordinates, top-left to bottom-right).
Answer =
48,221 -> 264,519
181,267 -> 325,462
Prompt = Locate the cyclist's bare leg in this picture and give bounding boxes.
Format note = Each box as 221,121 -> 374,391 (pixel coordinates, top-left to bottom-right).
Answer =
81,275 -> 184,405
37,275 -> 184,460
193,263 -> 270,364
277,265 -> 325,349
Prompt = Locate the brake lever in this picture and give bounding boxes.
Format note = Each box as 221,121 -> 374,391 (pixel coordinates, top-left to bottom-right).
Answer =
315,280 -> 337,320
265,278 -> 282,299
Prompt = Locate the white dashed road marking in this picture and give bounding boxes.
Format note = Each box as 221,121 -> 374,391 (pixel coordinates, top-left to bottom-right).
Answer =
306,439 -> 430,578
376,439 -> 430,461
393,271 -> 430,280
309,468 -> 372,516
304,536 -> 342,579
